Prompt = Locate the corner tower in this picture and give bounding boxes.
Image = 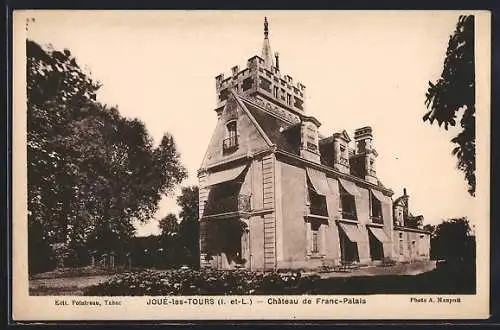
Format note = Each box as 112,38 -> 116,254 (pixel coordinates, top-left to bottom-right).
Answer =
214,17 -> 307,118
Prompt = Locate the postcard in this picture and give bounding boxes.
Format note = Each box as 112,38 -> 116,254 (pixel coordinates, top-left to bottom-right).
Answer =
11,10 -> 490,320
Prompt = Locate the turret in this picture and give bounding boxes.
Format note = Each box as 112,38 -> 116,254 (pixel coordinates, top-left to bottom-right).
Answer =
213,17 -> 306,116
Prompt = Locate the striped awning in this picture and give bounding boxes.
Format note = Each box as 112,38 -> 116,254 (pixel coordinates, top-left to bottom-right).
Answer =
369,226 -> 390,243
370,188 -> 391,204
204,164 -> 248,187
306,168 -> 330,196
338,222 -> 364,243
338,178 -> 361,197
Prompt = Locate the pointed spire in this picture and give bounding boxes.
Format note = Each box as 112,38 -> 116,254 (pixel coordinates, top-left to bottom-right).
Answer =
261,17 -> 274,68
264,17 -> 269,39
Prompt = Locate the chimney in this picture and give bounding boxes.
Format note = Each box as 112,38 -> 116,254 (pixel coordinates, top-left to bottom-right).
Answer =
354,126 -> 373,153
354,126 -> 377,184
403,188 -> 407,196
275,52 -> 280,70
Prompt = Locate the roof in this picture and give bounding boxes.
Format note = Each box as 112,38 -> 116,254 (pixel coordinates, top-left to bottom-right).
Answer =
240,97 -> 300,154
232,93 -> 394,196
393,194 -> 408,207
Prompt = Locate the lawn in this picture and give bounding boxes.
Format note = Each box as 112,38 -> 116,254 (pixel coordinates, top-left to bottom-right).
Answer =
29,275 -> 113,296
29,266 -> 123,295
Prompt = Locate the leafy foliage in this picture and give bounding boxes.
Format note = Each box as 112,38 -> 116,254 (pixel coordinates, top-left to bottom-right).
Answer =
159,213 -> 179,237
83,265 -> 475,295
430,217 -> 475,261
424,15 -> 475,196
27,40 -> 187,271
84,268 -> 306,295
177,186 -> 200,267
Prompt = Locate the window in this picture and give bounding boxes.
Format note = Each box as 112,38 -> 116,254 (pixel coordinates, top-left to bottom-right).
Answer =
399,239 -> 404,255
312,232 -> 319,253
339,144 -> 348,165
369,159 -> 376,175
308,187 -> 327,216
307,177 -> 328,216
227,121 -> 237,138
311,222 -> 320,253
287,94 -> 292,105
419,236 -> 426,256
307,142 -> 317,152
339,186 -> 357,220
223,121 -> 238,153
370,192 -> 383,224
273,86 -> 279,98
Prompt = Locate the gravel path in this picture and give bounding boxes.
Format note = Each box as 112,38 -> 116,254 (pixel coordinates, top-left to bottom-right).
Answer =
314,260 -> 436,279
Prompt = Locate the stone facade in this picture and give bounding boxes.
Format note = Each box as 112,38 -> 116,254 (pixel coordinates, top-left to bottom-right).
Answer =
198,18 -> 431,271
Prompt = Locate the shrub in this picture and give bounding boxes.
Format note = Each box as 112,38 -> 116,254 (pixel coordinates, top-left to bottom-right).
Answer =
84,269 -> 304,296
382,257 -> 397,267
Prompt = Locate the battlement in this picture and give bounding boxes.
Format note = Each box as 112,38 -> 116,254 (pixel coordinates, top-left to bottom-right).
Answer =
214,55 -> 306,114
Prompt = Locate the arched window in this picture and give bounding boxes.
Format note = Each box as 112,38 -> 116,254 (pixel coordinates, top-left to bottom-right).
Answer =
223,120 -> 238,153
226,121 -> 237,138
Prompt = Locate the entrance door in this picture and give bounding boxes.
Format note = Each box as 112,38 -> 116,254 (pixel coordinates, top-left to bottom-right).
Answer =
368,231 -> 383,261
339,229 -> 359,263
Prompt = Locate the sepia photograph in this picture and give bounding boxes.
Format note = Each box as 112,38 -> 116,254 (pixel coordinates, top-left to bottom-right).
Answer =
12,10 -> 490,320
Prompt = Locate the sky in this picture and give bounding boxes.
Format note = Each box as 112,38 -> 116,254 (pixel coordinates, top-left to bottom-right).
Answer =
24,10 -> 479,235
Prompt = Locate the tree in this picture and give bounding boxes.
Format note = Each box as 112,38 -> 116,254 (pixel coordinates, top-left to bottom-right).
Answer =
159,213 -> 179,237
423,224 -> 436,235
27,40 -> 187,270
432,217 -> 475,261
177,186 -> 200,268
424,15 -> 475,196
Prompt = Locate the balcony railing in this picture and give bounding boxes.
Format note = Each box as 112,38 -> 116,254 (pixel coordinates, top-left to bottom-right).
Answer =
339,157 -> 349,166
223,136 -> 238,153
204,194 -> 251,216
309,202 -> 328,217
371,215 -> 383,224
341,210 -> 357,220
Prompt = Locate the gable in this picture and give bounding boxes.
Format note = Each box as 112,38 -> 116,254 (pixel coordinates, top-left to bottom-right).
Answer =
341,130 -> 351,142
200,94 -> 271,169
242,99 -> 300,154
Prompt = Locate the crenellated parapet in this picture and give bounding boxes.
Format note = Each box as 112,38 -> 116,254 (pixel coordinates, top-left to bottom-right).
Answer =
215,55 -> 306,116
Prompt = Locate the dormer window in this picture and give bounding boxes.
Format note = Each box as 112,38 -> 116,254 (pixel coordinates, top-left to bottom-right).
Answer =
369,158 -> 376,176
339,144 -> 348,165
223,121 -> 238,153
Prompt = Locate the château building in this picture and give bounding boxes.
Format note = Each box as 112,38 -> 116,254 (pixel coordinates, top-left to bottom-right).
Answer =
198,18 -> 431,271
